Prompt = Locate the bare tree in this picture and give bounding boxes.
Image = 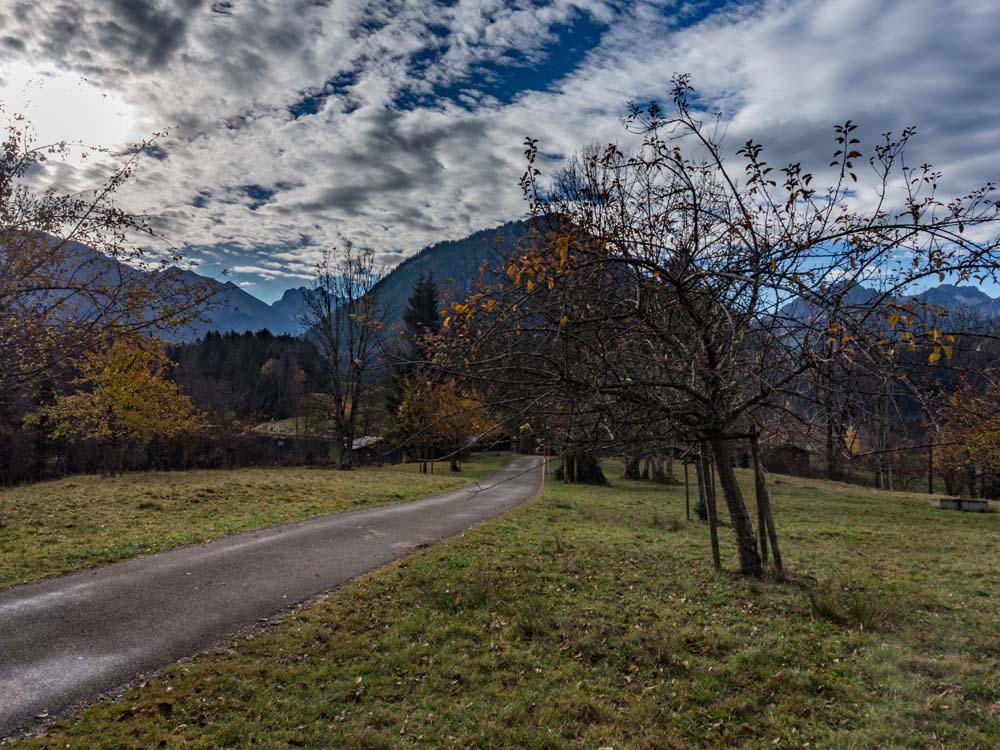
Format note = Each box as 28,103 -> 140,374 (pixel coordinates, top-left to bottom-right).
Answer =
0,110 -> 210,397
445,75 -> 1000,577
301,241 -> 385,469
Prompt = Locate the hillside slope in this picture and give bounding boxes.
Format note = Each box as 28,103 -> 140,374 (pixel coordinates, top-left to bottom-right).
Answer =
372,220 -> 533,327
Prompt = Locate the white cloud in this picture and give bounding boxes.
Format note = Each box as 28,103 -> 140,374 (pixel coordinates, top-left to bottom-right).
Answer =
2,0 -> 998,300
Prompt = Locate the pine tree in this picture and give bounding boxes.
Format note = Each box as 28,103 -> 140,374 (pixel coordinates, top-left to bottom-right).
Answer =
385,274 -> 441,417
402,273 -> 441,353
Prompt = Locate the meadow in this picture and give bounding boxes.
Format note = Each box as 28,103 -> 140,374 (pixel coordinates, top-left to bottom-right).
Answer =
7,464 -> 1000,748
0,458 -> 505,590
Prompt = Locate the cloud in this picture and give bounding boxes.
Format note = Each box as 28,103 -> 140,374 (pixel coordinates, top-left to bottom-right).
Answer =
2,0 -> 998,301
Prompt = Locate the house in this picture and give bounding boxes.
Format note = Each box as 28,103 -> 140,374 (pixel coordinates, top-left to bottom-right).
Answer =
351,436 -> 402,466
761,443 -> 815,475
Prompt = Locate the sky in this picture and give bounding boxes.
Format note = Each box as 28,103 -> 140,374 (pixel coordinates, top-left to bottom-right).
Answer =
1,0 -> 999,302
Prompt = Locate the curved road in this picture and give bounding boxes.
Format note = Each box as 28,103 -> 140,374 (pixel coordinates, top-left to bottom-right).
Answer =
0,456 -> 541,738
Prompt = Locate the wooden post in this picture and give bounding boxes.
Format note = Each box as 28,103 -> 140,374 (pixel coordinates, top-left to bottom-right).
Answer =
928,441 -> 934,495
684,460 -> 690,521
694,453 -> 707,519
749,433 -> 769,565
750,431 -> 784,577
700,443 -> 722,572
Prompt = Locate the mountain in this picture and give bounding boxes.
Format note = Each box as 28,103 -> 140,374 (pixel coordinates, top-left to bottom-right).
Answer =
30,226 -> 1000,342
166,268 -> 301,339
20,221 -> 534,341
782,281 -> 1000,327
270,286 -> 309,323
169,220 -> 531,338
371,220 -> 533,327
911,283 -> 1000,319
6,234 -> 295,340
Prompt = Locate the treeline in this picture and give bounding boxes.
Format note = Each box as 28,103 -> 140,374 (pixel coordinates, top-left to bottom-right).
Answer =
0,267 -> 473,483
168,330 -> 324,423
0,330 -> 333,484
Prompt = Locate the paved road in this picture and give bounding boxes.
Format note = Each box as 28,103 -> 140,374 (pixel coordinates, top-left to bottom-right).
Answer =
0,456 -> 542,738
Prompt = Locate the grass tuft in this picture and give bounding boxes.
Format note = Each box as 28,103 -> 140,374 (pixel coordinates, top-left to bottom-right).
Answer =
651,510 -> 684,531
136,501 -> 164,512
806,577 -> 904,631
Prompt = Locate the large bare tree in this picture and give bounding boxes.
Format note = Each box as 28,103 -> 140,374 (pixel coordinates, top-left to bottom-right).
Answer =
301,241 -> 385,469
445,76 -> 1000,576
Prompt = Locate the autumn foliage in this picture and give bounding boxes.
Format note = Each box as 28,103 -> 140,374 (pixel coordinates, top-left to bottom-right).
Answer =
28,338 -> 205,474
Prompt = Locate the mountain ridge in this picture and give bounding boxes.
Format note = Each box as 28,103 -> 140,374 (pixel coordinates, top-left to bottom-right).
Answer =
39,224 -> 1000,340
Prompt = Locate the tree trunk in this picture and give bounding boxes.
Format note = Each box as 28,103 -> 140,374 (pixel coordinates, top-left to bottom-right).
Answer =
557,452 -> 607,484
709,437 -> 763,577
623,456 -> 641,481
825,405 -> 843,481
699,444 -> 721,571
450,457 -> 460,472
943,471 -> 955,496
751,440 -> 769,566
103,440 -> 118,477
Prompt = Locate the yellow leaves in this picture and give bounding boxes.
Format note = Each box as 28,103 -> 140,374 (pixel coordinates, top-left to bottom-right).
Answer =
560,314 -> 569,327
555,235 -> 569,268
485,298 -> 496,313
393,377 -> 497,450
30,338 -> 205,444
929,349 -> 942,364
889,310 -> 900,330
443,316 -> 451,329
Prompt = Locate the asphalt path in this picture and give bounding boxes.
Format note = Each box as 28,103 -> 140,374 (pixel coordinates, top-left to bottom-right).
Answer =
0,456 -> 542,738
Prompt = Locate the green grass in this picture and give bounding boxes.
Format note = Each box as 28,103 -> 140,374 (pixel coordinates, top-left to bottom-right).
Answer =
0,457 -> 506,590
9,467 -> 1000,749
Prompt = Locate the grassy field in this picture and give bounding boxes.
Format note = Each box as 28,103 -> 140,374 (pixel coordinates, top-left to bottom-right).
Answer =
0,457 -> 506,590
9,466 -> 1000,749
